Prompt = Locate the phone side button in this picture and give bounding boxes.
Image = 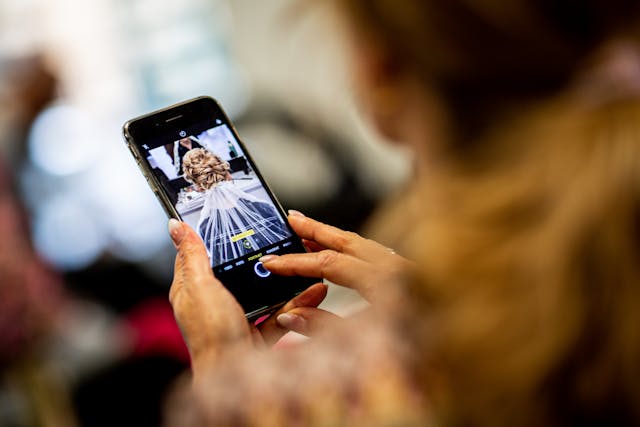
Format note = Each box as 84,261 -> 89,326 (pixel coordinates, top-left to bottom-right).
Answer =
254,262 -> 271,278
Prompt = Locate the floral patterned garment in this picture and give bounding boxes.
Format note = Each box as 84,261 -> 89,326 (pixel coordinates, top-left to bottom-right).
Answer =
164,310 -> 432,427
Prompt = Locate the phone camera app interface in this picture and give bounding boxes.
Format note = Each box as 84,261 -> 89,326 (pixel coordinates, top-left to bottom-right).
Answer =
143,123 -> 292,268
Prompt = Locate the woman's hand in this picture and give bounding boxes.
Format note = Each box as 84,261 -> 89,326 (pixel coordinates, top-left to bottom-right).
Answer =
260,211 -> 412,334
167,219 -> 327,376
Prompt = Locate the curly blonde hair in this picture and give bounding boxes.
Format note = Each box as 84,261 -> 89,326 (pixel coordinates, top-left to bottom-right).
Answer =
182,148 -> 230,190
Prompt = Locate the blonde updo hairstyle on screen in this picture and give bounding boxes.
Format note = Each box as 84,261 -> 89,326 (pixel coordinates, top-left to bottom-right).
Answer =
182,148 -> 230,191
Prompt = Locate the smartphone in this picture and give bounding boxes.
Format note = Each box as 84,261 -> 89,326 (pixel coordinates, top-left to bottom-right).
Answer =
123,96 -> 315,321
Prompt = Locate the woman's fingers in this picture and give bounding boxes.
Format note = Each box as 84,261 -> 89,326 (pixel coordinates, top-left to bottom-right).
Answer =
301,238 -> 326,253
168,220 -> 251,373
258,283 -> 328,345
169,219 -> 217,302
261,251 -> 385,300
276,307 -> 341,337
288,214 -> 404,268
249,324 -> 266,349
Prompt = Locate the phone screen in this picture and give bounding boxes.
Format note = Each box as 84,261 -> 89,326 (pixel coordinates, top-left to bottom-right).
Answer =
125,97 -> 314,318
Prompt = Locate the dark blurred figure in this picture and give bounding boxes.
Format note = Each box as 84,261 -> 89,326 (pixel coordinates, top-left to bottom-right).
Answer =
0,55 -> 75,427
0,55 -> 57,168
0,164 -> 61,366
0,156 -> 74,426
0,56 -> 189,427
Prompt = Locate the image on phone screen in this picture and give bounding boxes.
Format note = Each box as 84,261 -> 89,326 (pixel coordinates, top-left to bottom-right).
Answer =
142,123 -> 293,268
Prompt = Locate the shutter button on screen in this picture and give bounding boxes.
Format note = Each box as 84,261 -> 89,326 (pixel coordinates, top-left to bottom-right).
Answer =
254,262 -> 271,278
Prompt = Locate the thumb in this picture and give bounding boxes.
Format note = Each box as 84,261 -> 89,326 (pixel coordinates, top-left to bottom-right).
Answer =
275,307 -> 341,337
168,219 -> 213,288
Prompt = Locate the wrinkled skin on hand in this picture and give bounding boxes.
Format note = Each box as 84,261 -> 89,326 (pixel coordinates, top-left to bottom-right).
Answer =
167,219 -> 328,376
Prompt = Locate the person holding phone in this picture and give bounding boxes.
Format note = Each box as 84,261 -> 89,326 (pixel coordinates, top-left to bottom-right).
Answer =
166,0 -> 640,425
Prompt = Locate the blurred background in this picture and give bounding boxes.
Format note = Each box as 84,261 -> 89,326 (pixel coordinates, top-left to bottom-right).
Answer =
0,0 -> 410,425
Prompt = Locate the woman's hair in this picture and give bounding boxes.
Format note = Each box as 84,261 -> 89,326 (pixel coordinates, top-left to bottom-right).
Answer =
406,97 -> 640,427
337,1 -> 640,426
182,148 -> 230,190
340,0 -> 640,141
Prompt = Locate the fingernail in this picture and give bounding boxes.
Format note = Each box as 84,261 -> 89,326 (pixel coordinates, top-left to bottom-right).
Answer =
288,210 -> 305,218
259,255 -> 278,263
168,219 -> 185,244
276,313 -> 305,330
